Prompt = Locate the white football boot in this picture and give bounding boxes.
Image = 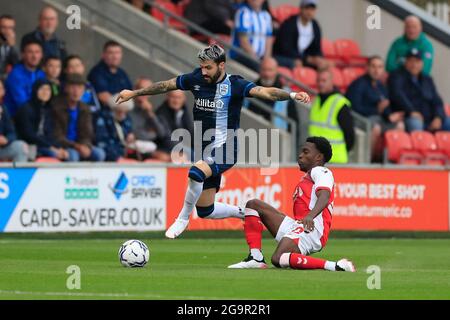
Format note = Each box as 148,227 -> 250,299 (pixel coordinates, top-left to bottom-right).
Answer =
335,258 -> 356,272
228,254 -> 268,269
165,218 -> 189,239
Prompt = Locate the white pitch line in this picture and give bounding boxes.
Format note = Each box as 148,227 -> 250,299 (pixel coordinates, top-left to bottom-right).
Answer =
0,290 -> 245,300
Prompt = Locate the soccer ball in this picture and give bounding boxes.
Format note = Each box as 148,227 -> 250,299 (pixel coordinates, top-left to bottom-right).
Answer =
118,240 -> 150,267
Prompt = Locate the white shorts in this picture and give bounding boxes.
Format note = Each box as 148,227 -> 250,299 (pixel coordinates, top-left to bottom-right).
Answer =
275,216 -> 324,255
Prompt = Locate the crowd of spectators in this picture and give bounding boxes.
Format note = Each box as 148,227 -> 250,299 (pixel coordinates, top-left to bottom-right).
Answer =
0,6 -> 192,163
139,0 -> 447,164
1,1 -> 448,165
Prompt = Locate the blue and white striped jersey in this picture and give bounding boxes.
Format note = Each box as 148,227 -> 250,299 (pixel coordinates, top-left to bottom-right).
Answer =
176,68 -> 256,154
231,4 -> 273,59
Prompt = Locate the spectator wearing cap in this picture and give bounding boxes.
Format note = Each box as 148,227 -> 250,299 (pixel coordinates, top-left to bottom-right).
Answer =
63,55 -> 101,113
3,39 -> 45,117
0,15 -> 20,81
346,56 -> 404,162
230,0 -> 273,71
88,41 -> 132,108
0,80 -> 28,162
388,48 -> 447,132
21,6 -> 67,60
48,73 -> 105,162
273,0 -> 329,70
386,15 -> 434,75
95,93 -> 140,161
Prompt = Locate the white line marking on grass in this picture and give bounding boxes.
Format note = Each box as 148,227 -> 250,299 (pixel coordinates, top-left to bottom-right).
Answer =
0,290 -> 245,300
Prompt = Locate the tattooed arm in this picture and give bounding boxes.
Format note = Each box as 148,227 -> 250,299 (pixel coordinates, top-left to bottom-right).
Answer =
116,78 -> 177,104
249,86 -> 310,103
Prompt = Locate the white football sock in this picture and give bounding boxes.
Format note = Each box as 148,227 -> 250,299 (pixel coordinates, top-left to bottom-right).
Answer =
324,261 -> 337,271
250,249 -> 264,261
178,178 -> 204,220
203,202 -> 244,219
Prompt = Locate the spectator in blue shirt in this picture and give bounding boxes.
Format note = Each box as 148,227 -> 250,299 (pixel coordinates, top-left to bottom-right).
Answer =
4,39 -> 45,117
0,80 -> 28,162
346,56 -> 404,162
88,41 -> 132,108
63,54 -> 101,113
230,0 -> 273,71
49,74 -> 105,162
21,6 -> 67,60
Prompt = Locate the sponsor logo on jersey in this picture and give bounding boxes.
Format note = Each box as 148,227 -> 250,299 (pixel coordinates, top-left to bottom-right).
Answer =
194,85 -> 201,91
195,98 -> 224,110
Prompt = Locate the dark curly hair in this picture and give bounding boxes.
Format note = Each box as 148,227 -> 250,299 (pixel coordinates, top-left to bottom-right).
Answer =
306,136 -> 333,163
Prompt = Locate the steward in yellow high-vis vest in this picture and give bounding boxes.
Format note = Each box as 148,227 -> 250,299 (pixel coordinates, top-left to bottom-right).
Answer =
309,92 -> 353,163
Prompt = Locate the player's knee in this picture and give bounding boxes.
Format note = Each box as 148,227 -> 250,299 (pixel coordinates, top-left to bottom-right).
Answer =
188,166 -> 206,183
246,199 -> 263,211
196,204 -> 214,218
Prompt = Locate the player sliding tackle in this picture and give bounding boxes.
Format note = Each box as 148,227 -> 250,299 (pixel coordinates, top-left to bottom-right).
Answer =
116,44 -> 310,239
229,137 -> 355,271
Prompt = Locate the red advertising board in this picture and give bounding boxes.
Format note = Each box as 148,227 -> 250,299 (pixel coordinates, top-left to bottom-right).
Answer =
166,167 -> 449,232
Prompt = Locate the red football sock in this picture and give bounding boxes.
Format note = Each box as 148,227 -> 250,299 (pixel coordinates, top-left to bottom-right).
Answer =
244,215 -> 263,250
288,253 -> 326,270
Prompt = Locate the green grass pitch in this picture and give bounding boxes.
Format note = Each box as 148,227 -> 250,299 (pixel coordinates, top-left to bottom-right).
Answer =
0,232 -> 449,300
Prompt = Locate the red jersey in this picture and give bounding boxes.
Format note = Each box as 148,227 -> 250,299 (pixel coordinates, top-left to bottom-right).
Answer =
292,166 -> 334,246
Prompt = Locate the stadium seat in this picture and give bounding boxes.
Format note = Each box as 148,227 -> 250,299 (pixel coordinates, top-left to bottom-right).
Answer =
292,66 -> 317,91
208,34 -> 232,46
277,66 -> 294,87
151,0 -> 187,32
117,157 -> 140,163
342,67 -> 366,88
410,131 -> 448,165
330,67 -> 346,93
384,130 -> 423,164
435,131 -> 450,158
35,157 -> 61,163
334,39 -> 368,67
321,38 -> 342,66
270,4 -> 300,24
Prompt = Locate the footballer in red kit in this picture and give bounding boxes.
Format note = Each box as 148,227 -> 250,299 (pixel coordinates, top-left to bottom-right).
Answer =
228,136 -> 355,272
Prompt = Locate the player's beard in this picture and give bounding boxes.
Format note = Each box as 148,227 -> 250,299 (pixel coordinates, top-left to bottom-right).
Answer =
207,69 -> 223,83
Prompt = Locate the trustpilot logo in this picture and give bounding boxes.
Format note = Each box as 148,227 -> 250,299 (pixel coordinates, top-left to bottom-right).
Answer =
109,172 -> 129,200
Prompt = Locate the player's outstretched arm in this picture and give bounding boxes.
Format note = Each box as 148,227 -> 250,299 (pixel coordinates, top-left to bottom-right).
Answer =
249,86 -> 310,104
116,78 -> 178,104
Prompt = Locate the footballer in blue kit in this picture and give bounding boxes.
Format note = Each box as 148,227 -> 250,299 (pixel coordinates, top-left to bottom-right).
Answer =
116,44 -> 310,239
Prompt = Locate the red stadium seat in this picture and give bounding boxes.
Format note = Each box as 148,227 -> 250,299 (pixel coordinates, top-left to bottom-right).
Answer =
271,4 -> 300,24
117,157 -> 139,163
321,38 -> 342,66
35,157 -> 61,163
342,67 -> 366,88
277,66 -> 294,87
384,130 -> 423,164
208,34 -> 232,46
410,131 -> 447,165
435,131 -> 450,158
334,39 -> 368,67
151,0 -> 187,32
292,66 -> 317,91
330,67 -> 346,93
